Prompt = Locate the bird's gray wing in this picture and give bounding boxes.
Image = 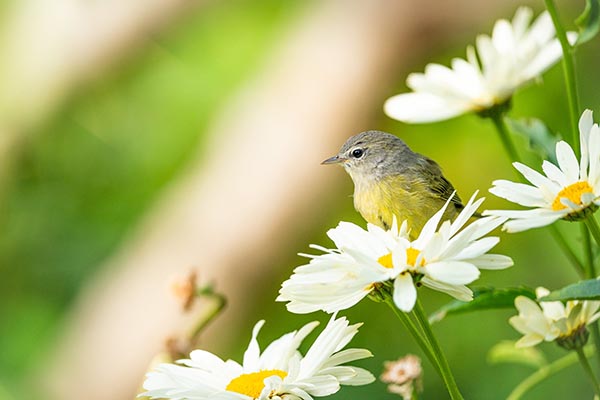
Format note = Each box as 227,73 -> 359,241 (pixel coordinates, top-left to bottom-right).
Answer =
422,158 -> 464,209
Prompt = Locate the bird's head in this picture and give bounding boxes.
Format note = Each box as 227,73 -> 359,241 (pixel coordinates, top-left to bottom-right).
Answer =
322,130 -> 410,184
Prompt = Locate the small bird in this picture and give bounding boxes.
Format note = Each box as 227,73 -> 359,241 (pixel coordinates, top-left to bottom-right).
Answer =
322,130 -> 464,236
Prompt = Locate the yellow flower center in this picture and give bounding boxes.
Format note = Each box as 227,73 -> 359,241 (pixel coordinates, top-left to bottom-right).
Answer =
406,247 -> 425,267
226,370 -> 287,398
378,253 -> 394,269
552,181 -> 594,211
378,249 -> 425,269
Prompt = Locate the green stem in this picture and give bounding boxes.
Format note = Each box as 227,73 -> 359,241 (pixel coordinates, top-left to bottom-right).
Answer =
507,346 -> 594,400
576,346 -> 600,397
581,216 -> 600,372
581,220 -> 600,367
189,289 -> 227,348
549,225 -> 585,277
581,223 -> 596,278
591,323 -> 600,373
584,217 -> 600,264
384,298 -> 441,377
544,0 -> 579,153
490,113 -> 521,163
580,220 -> 600,370
412,299 -> 464,400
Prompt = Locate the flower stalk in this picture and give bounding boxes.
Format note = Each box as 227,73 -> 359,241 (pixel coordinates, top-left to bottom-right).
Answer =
385,295 -> 463,399
581,218 -> 600,370
584,217 -> 600,262
412,300 -> 464,400
507,347 -> 595,400
549,225 -> 585,277
544,0 -> 579,152
575,346 -> 600,397
489,111 -> 521,164
384,297 -> 441,377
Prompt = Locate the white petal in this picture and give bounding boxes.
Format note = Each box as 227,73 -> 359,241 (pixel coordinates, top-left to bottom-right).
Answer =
242,320 -> 265,370
261,322 -> 320,371
280,280 -> 372,315
476,34 -> 497,74
336,367 -> 376,385
489,180 -> 546,207
502,214 -> 563,232
520,40 -> 563,81
295,375 -> 340,396
512,7 -> 533,38
328,222 -> 386,259
483,208 -> 560,219
539,301 -> 567,321
491,19 -> 516,54
414,193 -> 455,247
588,126 -> 600,187
298,316 -> 360,380
184,350 -> 227,371
393,274 -> 417,312
383,92 -> 469,124
579,110 -> 594,179
514,296 -> 548,326
526,10 -> 555,43
515,333 -> 544,348
464,254 -> 513,269
421,231 -> 446,261
420,277 -> 473,301
453,237 -> 500,260
425,261 -> 480,285
542,160 -> 568,187
449,193 -> 484,235
323,349 -> 373,368
513,162 -> 560,192
555,141 -> 580,182
443,216 -> 505,259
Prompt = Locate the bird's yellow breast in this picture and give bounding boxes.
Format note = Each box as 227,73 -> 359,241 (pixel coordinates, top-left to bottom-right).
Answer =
353,175 -> 456,237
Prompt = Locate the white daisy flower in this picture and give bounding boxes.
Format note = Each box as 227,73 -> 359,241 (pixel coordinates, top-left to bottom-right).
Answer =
485,109 -> 600,232
278,192 -> 513,313
509,287 -> 600,348
277,219 -> 408,314
141,315 -> 375,400
383,7 -> 576,123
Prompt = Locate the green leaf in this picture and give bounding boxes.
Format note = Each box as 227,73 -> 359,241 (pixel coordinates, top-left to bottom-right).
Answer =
506,118 -> 558,163
575,0 -> 600,46
429,287 -> 536,324
539,279 -> 600,302
487,340 -> 547,368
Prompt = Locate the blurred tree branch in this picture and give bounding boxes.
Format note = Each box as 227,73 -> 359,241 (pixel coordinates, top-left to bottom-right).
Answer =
0,0 -> 208,190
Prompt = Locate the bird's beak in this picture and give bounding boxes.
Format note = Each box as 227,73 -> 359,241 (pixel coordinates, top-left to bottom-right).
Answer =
321,155 -> 345,165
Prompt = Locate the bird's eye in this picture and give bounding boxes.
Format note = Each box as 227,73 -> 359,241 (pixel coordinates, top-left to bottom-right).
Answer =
351,148 -> 364,159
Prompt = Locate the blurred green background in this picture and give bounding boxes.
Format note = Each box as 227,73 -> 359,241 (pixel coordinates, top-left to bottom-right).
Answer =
1,0 -> 599,399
